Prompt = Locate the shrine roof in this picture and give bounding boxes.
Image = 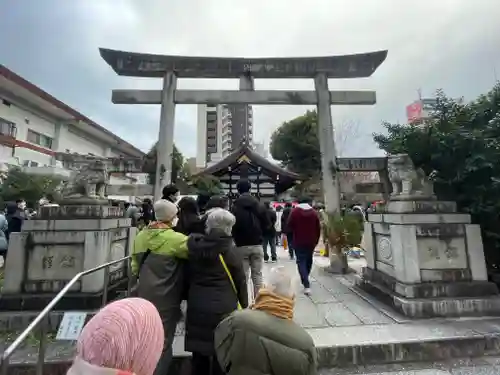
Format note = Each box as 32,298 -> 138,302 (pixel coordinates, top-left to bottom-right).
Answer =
195,143 -> 304,181
99,48 -> 388,79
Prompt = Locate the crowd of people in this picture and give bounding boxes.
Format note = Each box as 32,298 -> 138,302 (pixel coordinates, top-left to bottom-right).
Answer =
0,195 -> 62,263
67,179 -> 321,375
0,198 -> 32,262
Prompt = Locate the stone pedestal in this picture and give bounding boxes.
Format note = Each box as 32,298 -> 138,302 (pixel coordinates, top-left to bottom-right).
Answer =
359,199 -> 500,318
1,204 -> 136,310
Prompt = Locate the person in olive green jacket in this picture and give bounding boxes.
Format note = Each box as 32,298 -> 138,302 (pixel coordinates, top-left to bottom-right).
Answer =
132,199 -> 188,375
214,266 -> 317,375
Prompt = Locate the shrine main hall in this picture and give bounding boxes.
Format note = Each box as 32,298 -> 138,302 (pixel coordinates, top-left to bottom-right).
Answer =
194,142 -> 304,200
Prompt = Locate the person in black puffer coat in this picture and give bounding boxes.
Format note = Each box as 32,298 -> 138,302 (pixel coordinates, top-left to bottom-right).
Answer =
185,209 -> 248,375
175,197 -> 204,235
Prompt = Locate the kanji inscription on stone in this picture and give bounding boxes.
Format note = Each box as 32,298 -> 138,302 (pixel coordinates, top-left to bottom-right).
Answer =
444,246 -> 458,259
60,255 -> 76,268
42,256 -> 54,269
427,247 -> 440,260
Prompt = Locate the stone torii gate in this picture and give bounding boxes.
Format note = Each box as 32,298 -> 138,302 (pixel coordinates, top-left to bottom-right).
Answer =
99,48 -> 388,210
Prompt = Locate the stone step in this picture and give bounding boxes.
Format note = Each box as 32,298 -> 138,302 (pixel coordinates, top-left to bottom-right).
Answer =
5,318 -> 500,374
356,275 -> 500,318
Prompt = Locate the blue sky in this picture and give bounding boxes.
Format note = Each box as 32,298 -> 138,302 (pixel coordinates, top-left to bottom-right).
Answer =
1,0 -> 500,158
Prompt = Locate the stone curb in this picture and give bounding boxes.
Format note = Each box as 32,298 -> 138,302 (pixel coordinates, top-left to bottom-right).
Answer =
5,331 -> 500,373
316,334 -> 500,368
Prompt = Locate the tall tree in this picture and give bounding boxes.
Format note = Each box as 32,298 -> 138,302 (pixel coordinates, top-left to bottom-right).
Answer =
270,110 -> 361,177
270,110 -> 321,177
191,175 -> 223,196
143,143 -> 186,186
373,84 -> 500,269
270,110 -> 362,200
0,168 -> 62,207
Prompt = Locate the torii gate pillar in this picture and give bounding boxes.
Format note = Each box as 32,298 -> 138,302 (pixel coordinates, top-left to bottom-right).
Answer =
155,72 -> 177,201
315,73 -> 341,213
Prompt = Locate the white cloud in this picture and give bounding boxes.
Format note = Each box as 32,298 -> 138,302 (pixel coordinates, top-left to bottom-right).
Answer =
4,0 -> 500,157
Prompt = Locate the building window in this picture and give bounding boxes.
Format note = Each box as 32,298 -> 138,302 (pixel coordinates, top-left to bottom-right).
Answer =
0,118 -> 17,137
27,129 -> 53,149
22,160 -> 39,167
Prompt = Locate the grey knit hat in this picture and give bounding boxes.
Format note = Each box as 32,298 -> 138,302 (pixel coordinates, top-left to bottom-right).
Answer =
154,199 -> 178,223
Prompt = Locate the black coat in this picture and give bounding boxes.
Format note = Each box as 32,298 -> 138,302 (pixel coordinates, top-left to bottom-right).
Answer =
175,213 -> 204,235
264,208 -> 277,237
281,207 -> 292,235
5,203 -> 23,242
185,230 -> 248,355
231,193 -> 270,246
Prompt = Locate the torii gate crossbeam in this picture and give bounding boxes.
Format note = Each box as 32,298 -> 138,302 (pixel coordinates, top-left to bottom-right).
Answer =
99,48 -> 388,211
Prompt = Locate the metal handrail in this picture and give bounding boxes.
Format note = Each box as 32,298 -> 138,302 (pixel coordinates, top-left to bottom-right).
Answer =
0,255 -> 133,375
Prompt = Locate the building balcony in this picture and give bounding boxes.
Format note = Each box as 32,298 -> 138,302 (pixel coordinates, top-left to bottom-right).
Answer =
0,119 -> 17,148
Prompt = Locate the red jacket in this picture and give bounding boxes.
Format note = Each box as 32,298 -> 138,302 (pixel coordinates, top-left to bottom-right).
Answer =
287,204 -> 321,250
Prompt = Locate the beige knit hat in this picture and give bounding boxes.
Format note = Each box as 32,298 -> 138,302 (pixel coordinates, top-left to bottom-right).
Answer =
154,199 -> 178,223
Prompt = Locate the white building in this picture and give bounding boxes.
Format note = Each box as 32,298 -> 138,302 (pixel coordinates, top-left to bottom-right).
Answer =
253,141 -> 268,159
196,104 -> 232,168
196,103 -> 257,169
0,64 -> 146,196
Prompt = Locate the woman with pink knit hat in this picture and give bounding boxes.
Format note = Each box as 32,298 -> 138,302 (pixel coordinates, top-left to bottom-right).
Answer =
66,298 -> 164,375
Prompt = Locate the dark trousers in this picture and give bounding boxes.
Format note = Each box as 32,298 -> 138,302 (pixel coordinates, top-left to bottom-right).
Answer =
295,248 -> 314,288
153,309 -> 181,375
262,234 -> 277,261
286,234 -> 294,259
192,352 -> 225,375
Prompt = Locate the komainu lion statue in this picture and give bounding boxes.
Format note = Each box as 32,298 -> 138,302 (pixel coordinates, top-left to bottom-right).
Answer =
60,160 -> 109,200
387,154 -> 436,200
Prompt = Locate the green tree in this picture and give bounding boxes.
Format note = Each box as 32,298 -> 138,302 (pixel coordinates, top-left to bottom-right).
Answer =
373,84 -> 500,269
143,143 -> 186,186
270,110 -> 321,177
0,168 -> 62,207
270,110 -> 361,175
191,175 -> 223,196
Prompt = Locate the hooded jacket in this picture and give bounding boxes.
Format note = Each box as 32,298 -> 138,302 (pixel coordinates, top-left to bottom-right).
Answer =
132,224 -> 188,327
215,309 -> 317,375
287,203 -> 321,249
185,230 -> 248,355
231,193 -> 270,246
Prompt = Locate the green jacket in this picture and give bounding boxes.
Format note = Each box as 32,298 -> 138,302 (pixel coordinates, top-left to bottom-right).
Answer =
215,309 -> 317,375
131,227 -> 188,275
132,227 -> 189,324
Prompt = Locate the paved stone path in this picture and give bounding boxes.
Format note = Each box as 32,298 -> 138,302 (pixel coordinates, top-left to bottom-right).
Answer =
261,249 -> 500,374
319,356 -> 500,374
260,249 -> 397,329
3,247 -> 500,375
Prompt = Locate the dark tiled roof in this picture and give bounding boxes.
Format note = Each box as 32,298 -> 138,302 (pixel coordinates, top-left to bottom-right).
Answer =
197,142 -> 304,180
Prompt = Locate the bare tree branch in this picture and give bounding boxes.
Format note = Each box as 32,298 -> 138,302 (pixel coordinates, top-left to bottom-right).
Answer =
334,119 -> 361,157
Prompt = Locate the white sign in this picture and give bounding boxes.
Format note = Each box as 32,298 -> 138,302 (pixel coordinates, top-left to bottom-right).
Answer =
56,312 -> 87,341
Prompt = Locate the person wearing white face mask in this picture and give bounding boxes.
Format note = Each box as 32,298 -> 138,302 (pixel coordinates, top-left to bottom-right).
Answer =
16,199 -> 28,219
131,199 -> 189,375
